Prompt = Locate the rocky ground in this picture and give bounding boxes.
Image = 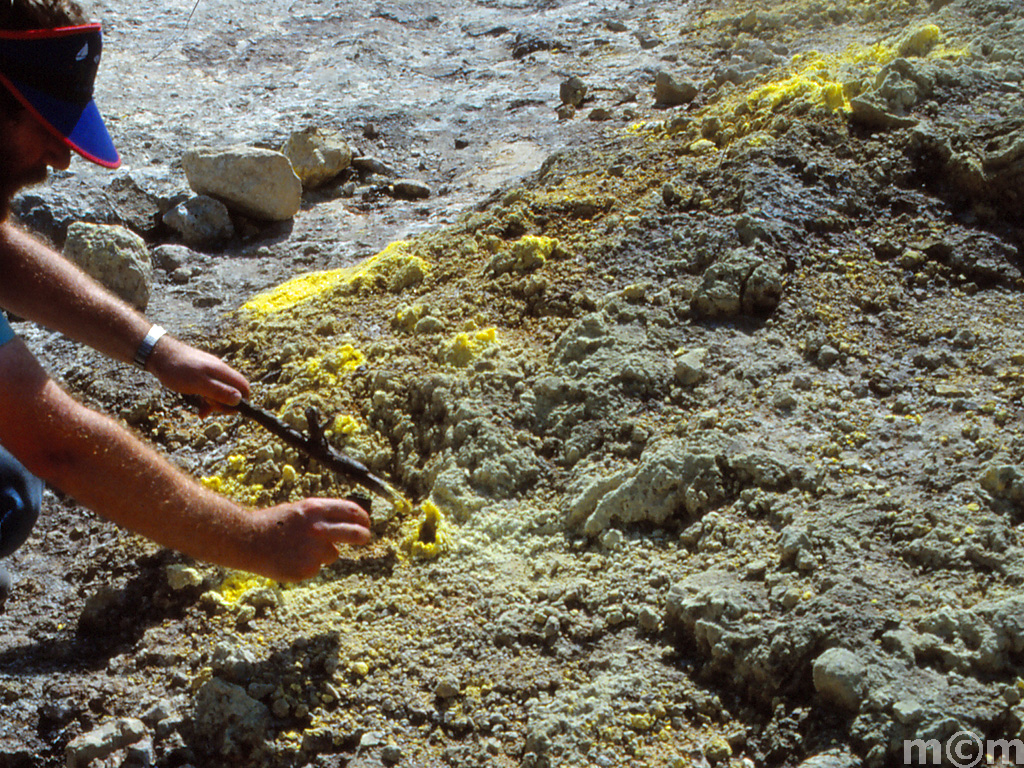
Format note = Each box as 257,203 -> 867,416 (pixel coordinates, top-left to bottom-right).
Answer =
2,0 -> 1024,766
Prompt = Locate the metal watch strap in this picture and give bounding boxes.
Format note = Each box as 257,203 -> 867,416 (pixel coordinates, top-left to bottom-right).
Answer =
133,324 -> 166,369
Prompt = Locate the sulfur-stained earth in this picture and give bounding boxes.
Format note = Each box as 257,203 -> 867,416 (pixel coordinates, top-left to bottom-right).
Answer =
3,0 -> 1024,766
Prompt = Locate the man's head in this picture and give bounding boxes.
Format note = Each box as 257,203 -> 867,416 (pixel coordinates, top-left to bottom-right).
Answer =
0,0 -> 119,217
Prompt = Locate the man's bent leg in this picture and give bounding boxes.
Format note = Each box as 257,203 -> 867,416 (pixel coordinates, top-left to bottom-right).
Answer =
0,443 -> 42,560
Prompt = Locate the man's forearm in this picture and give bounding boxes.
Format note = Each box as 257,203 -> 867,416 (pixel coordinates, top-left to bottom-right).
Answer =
0,221 -> 150,363
42,403 -> 265,572
0,339 -> 266,573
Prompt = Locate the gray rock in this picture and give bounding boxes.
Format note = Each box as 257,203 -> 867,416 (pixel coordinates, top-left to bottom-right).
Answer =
391,179 -> 431,200
182,145 -> 302,221
151,244 -> 196,273
812,648 -> 867,711
170,266 -> 192,284
434,678 -> 460,698
107,168 -> 182,237
141,700 -> 175,728
566,470 -> 630,527
849,96 -> 919,130
559,76 -> 587,107
797,750 -> 860,768
893,699 -> 925,724
281,126 -> 352,189
638,606 -> 660,631
162,195 -> 234,249
123,737 -> 156,768
600,528 -> 623,549
63,222 -> 152,311
634,30 -> 662,50
582,441 -> 725,535
654,71 -> 699,106
359,730 -> 385,749
352,155 -> 396,177
691,250 -> 782,318
779,526 -> 812,564
414,316 -> 445,334
192,678 -> 271,756
981,464 -> 1024,502
65,718 -> 147,768
381,744 -> 403,764
211,643 -> 257,684
674,347 -> 708,385
817,345 -> 840,367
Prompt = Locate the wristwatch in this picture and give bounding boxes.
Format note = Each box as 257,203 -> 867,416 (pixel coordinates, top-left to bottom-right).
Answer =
133,324 -> 166,369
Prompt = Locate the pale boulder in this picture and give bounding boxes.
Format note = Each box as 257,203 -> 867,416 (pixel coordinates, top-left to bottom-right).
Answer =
182,146 -> 302,221
63,222 -> 152,311
282,127 -> 352,189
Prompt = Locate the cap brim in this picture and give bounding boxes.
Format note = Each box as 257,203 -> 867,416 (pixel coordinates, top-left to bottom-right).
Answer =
2,75 -> 120,169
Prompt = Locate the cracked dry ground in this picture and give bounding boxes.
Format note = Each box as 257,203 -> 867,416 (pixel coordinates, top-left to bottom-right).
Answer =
4,0 -> 1024,767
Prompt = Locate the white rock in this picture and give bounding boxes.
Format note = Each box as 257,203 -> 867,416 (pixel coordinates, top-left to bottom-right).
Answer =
674,347 -> 708,386
193,678 -> 271,755
65,718 -> 147,768
812,648 -> 867,711
63,222 -> 152,311
281,127 -> 352,189
165,564 -> 203,590
182,145 -> 302,221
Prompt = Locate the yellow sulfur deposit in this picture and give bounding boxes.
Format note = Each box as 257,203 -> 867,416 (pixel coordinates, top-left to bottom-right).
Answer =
746,54 -> 854,114
331,414 -> 363,435
241,241 -> 429,316
897,24 -> 941,58
240,270 -> 345,317
510,235 -> 558,268
201,474 -> 265,506
201,454 -> 268,506
441,327 -> 498,367
300,343 -> 366,389
345,241 -> 430,293
392,303 -> 427,332
400,501 -> 451,559
388,489 -> 414,517
219,572 -> 276,603
273,343 -> 368,398
321,344 -> 365,374
659,25 -> 964,154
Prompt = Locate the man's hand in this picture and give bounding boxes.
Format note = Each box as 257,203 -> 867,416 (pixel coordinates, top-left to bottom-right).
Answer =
249,498 -> 373,582
146,335 -> 251,414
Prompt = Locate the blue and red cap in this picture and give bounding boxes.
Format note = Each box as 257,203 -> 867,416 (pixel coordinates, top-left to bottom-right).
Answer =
0,24 -> 120,168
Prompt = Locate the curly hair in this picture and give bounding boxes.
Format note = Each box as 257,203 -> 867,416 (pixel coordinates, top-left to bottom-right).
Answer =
0,0 -> 88,30
0,0 -> 89,115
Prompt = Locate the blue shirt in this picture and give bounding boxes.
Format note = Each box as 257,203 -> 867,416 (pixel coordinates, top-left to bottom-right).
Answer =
0,312 -> 13,347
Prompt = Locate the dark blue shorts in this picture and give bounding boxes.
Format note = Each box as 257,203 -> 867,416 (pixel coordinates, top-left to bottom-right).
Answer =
0,444 -> 42,559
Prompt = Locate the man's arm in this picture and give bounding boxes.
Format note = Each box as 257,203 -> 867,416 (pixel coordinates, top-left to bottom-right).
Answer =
0,221 -> 249,408
0,338 -> 371,582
